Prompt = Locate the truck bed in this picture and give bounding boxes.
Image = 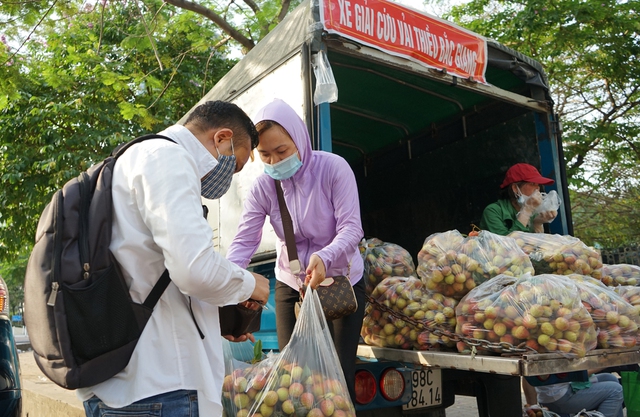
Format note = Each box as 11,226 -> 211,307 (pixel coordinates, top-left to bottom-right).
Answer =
357,345 -> 640,376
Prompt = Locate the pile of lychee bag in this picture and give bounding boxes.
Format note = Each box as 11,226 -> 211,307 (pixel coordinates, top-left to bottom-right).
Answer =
360,230 -> 640,355
360,238 -> 416,295
222,289 -> 356,417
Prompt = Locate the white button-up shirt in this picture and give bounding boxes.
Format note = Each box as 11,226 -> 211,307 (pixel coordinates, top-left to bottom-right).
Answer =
76,125 -> 255,416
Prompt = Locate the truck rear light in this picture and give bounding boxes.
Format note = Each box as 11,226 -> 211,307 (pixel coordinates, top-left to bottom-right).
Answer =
379,368 -> 405,401
354,370 -> 377,404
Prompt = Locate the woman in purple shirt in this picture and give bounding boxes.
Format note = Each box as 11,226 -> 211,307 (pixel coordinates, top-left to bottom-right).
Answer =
226,99 -> 365,401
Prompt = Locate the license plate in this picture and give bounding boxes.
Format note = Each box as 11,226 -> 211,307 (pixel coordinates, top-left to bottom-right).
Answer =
402,368 -> 442,410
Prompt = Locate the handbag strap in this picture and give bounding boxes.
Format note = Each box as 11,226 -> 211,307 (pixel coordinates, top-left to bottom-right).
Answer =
275,180 -> 303,280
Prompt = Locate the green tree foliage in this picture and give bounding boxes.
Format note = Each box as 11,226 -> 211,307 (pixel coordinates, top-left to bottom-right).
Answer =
442,0 -> 640,246
0,1 -> 236,269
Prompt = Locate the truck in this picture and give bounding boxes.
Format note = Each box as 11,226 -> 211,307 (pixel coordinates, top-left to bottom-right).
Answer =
181,0 -> 640,415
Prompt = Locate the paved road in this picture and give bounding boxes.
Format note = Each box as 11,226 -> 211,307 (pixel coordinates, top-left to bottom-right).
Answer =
14,326 -> 517,416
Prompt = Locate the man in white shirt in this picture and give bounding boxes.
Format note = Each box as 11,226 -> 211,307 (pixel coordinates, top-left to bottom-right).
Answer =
78,101 -> 270,417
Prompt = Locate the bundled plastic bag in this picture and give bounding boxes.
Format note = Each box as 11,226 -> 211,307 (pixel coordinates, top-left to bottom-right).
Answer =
312,50 -> 338,105
246,289 -> 356,417
361,277 -> 457,350
568,274 -> 640,348
417,230 -> 533,299
455,274 -> 597,356
360,238 -> 416,295
508,231 -> 603,279
533,190 -> 562,223
601,263 -> 640,286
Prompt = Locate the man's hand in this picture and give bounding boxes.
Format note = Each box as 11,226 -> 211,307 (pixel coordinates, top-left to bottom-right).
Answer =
305,254 -> 326,290
223,333 -> 256,343
249,272 -> 270,305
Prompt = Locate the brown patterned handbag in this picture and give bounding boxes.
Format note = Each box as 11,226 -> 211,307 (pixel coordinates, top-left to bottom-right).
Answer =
276,181 -> 358,321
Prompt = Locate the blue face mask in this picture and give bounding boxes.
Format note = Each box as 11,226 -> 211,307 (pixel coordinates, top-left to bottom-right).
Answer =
201,140 -> 236,199
264,153 -> 302,180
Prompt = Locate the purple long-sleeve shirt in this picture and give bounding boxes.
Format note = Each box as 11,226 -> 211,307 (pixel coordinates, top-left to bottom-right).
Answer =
227,99 -> 364,290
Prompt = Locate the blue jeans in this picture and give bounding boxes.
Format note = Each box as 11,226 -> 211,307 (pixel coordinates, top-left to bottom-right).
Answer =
541,373 -> 623,417
84,390 -> 198,417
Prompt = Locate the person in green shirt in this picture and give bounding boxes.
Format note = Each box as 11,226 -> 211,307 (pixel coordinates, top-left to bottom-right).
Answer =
479,163 -> 558,406
479,163 -> 557,235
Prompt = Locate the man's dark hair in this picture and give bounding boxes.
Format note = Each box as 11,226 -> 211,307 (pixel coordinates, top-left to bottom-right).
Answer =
185,101 -> 259,149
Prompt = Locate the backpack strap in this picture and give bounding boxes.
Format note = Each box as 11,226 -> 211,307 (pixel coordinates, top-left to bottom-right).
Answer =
112,134 -> 176,158
112,134 -> 176,309
143,269 -> 172,309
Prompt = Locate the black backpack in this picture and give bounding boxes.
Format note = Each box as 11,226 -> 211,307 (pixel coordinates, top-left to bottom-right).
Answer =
24,134 -> 175,390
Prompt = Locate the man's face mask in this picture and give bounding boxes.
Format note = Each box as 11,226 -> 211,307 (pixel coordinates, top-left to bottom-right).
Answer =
201,139 -> 236,200
264,152 -> 302,180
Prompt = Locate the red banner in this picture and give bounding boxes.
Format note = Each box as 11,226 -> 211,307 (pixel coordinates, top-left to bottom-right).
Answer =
320,0 -> 488,84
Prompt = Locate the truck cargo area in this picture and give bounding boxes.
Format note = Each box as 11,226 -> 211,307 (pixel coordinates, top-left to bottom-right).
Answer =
323,45 -> 561,256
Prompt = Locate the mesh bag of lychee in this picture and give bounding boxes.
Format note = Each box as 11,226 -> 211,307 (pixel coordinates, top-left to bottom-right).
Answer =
245,289 -> 357,417
508,231 -> 603,279
601,264 -> 640,287
361,276 -> 458,350
360,237 -> 416,295
221,340 -> 281,417
567,274 -> 640,349
416,230 -> 533,300
455,274 -> 598,356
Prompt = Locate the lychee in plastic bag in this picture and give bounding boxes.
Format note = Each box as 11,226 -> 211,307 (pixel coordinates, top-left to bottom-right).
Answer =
361,277 -> 457,350
360,237 -> 416,295
221,340 -> 280,417
601,263 -> 640,286
246,289 -> 356,417
568,274 -> 640,348
614,285 -> 640,315
508,231 -> 603,279
417,230 -> 533,299
455,274 -> 597,356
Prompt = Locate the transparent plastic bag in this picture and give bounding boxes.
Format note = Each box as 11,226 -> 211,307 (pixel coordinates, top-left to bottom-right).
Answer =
417,230 -> 533,299
361,277 -> 457,350
455,274 -> 597,356
221,340 -> 280,417
601,263 -> 640,286
508,231 -> 603,279
614,285 -> 640,315
312,50 -> 338,105
533,190 -> 562,222
567,274 -> 640,348
246,289 -> 356,417
360,237 -> 416,295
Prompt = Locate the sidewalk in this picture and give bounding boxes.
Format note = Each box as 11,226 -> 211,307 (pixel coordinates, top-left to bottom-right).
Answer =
19,351 -> 85,417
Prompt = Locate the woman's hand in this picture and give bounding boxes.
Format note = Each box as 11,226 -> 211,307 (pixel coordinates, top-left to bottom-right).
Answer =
305,254 -> 326,290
